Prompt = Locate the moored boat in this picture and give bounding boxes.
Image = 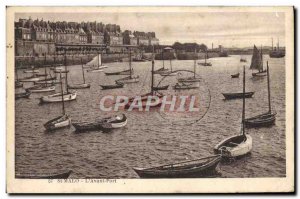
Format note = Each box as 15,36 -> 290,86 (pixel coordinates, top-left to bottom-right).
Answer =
214,66 -> 252,158
15,90 -> 31,99
222,92 -> 254,100
173,82 -> 199,90
28,85 -> 56,93
68,58 -> 91,89
100,82 -> 124,90
19,76 -> 40,82
133,155 -> 221,178
105,69 -> 133,76
115,50 -> 139,84
15,170 -> 72,179
250,45 -> 266,77
153,85 -> 169,91
86,53 -> 108,72
231,73 -> 240,78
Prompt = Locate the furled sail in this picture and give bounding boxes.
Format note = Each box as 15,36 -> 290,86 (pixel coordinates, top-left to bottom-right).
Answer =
86,54 -> 101,67
250,45 -> 263,71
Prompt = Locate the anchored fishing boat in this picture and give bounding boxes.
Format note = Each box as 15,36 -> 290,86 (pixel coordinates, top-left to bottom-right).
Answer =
15,170 -> 72,179
214,66 -> 252,158
44,72 -> 72,131
86,53 -> 108,72
115,50 -> 139,84
178,50 -> 202,83
198,51 -> 212,66
245,63 -> 276,128
100,82 -> 124,90
269,38 -> 285,58
133,155 -> 221,178
251,45 -> 267,77
68,58 -> 91,89
73,114 -> 127,132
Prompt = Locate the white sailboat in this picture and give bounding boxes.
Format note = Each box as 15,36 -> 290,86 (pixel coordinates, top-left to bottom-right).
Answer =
40,53 -> 77,103
87,53 -> 108,72
214,66 -> 252,158
116,50 -> 139,84
177,50 -> 202,83
44,72 -> 71,131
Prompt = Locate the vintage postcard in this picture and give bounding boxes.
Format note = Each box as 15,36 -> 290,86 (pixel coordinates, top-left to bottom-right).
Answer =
6,6 -> 294,193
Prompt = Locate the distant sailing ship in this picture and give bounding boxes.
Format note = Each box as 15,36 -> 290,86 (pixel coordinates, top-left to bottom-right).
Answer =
250,45 -> 267,77
269,38 -> 285,58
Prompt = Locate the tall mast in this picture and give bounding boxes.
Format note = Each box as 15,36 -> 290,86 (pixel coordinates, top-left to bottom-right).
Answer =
97,52 -> 100,69
267,62 -> 271,113
205,51 -> 207,64
169,58 -> 172,72
194,49 -> 196,78
129,49 -> 132,78
272,38 -> 274,51
260,45 -> 263,72
44,53 -> 47,86
162,50 -> 165,69
242,65 -> 245,135
151,59 -> 154,94
277,37 -> 279,51
81,58 -> 85,84
60,72 -> 65,115
53,52 -> 56,79
64,51 -> 68,93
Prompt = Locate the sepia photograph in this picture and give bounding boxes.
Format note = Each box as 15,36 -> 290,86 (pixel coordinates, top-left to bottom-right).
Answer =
6,6 -> 294,193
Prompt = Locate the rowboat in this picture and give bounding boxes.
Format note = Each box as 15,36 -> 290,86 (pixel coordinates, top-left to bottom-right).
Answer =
245,63 -> 276,128
133,155 -> 221,178
28,85 -> 56,93
153,85 -> 169,91
231,73 -> 240,78
214,66 -> 252,158
19,76 -> 40,82
105,69 -> 133,76
15,90 -> 31,99
73,114 -> 127,132
44,72 -> 72,131
173,82 -> 199,90
222,92 -> 254,100
15,170 -> 72,179
240,58 -> 247,62
40,91 -> 77,103
68,58 -> 91,89
100,82 -> 124,90
252,71 -> 267,77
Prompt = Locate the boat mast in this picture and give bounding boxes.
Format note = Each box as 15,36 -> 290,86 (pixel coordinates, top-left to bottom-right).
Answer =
242,65 -> 245,135
53,52 -> 56,79
162,50 -> 165,69
151,45 -> 154,94
64,51 -> 68,93
44,53 -> 47,87
97,52 -> 100,69
129,49 -> 132,78
170,58 -> 172,72
205,51 -> 207,64
81,58 -> 86,84
260,45 -> 263,72
59,72 -> 65,115
267,61 -> 271,113
277,37 -> 279,51
272,38 -> 274,51
194,49 -> 196,78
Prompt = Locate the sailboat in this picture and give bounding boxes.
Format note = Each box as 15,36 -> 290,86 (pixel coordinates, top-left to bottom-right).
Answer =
269,38 -> 285,58
15,67 -> 23,88
115,50 -> 139,84
44,72 -> 71,131
214,66 -> 252,158
28,54 -> 56,93
245,62 -> 276,127
251,45 -> 267,77
198,51 -> 212,66
153,50 -> 169,74
160,58 -> 177,77
40,53 -> 77,103
87,53 -> 108,72
177,50 -> 202,83
68,58 -> 91,89
124,57 -> 163,109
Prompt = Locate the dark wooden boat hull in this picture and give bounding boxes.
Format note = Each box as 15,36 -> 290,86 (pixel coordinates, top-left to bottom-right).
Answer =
231,73 -> 240,78
153,85 -> 169,91
245,112 -> 276,128
222,92 -> 254,100
15,170 -> 72,179
15,91 -> 31,99
100,83 -> 124,90
73,122 -> 102,132
133,156 -> 221,178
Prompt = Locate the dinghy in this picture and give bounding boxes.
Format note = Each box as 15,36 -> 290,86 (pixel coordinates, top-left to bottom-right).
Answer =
214,66 -> 252,158
100,82 -> 124,90
86,53 -> 108,72
73,114 -> 127,132
245,63 -> 276,128
15,170 -> 72,179
15,90 -> 31,99
153,85 -> 169,91
222,92 -> 254,100
231,73 -> 240,78
105,69 -> 133,76
68,58 -> 91,89
44,72 -> 72,131
133,155 -> 221,178
28,85 -> 56,93
173,82 -> 199,90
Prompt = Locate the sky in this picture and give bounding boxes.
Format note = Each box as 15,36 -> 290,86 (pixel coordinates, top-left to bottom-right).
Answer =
15,12 -> 285,48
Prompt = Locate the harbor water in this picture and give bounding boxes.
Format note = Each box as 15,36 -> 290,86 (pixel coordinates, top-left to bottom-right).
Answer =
15,55 -> 286,178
